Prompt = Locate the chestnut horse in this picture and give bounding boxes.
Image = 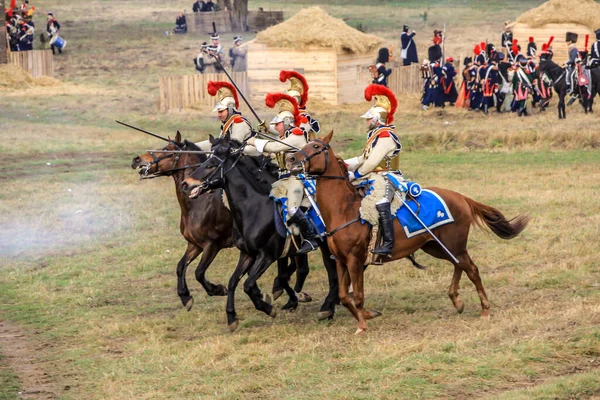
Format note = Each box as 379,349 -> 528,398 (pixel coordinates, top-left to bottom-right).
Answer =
286,131 -> 529,334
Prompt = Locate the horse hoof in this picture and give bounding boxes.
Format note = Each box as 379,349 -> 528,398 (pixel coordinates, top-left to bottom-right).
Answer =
456,300 -> 465,314
481,309 -> 490,318
272,289 -> 284,302
228,320 -> 239,332
185,297 -> 194,312
355,328 -> 367,335
269,308 -> 278,318
297,292 -> 313,303
217,285 -> 228,296
367,309 -> 382,319
281,301 -> 298,311
317,311 -> 334,321
263,294 -> 272,305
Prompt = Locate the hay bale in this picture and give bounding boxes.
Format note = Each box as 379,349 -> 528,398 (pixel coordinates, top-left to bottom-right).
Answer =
255,7 -> 384,54
0,64 -> 34,88
517,0 -> 600,31
34,76 -> 61,87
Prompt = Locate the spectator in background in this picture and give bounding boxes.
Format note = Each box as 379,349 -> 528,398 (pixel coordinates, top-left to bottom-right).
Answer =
173,12 -> 187,34
46,12 -> 62,54
192,0 -> 205,13
202,0 -> 216,12
230,36 -> 247,72
400,25 -> 418,66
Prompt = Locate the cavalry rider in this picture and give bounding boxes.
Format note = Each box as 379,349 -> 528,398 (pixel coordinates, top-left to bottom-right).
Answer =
512,55 -> 534,117
590,29 -> 600,68
565,32 -> 579,95
537,37 -> 555,104
246,94 -> 318,254
279,70 -> 321,139
345,85 -> 402,256
195,81 -> 254,151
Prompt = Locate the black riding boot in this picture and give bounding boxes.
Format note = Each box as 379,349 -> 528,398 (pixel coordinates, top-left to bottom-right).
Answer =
372,203 -> 395,256
288,209 -> 319,254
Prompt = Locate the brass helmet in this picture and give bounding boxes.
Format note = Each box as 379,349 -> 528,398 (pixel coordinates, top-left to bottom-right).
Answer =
361,84 -> 398,125
265,93 -> 305,130
279,70 -> 309,109
207,81 -> 239,113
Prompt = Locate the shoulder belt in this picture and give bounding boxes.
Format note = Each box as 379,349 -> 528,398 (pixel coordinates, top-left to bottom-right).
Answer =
363,126 -> 401,154
220,115 -> 252,137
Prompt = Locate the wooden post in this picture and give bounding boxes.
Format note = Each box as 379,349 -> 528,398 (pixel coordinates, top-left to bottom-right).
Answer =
0,0 -> 8,64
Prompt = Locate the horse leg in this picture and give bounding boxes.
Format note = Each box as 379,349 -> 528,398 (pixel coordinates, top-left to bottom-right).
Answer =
226,252 -> 254,332
177,243 -> 202,311
293,255 -> 312,303
272,258 -> 291,301
243,254 -> 278,318
318,245 -> 338,321
279,258 -> 299,312
459,252 -> 491,317
336,260 -> 361,323
347,257 -> 370,335
559,92 -> 566,119
448,266 -> 465,314
194,243 -> 227,297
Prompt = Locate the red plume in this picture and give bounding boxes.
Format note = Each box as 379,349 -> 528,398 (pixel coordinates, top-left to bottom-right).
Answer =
207,81 -> 239,108
546,36 -> 554,47
512,39 -> 518,45
279,70 -> 309,108
10,0 -> 16,9
364,84 -> 398,124
512,44 -> 519,55
542,43 -> 548,52
474,44 -> 481,55
529,36 -> 534,43
265,92 -> 304,126
585,34 -> 589,51
480,42 -> 486,52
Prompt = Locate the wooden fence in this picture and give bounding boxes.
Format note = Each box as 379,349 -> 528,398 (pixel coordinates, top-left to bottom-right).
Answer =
247,10 -> 284,31
158,72 -> 248,112
188,11 -> 232,34
387,64 -> 422,95
7,50 -> 54,78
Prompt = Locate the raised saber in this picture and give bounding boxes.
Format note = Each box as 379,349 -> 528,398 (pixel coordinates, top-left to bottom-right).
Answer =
395,192 -> 459,264
146,150 -> 214,154
116,120 -> 171,142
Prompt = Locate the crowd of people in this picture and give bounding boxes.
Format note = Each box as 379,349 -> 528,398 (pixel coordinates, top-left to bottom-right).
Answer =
4,1 -> 65,54
172,1 -> 219,34
192,33 -> 247,73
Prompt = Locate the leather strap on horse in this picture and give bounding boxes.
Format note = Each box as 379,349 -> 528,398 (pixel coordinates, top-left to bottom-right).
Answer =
325,217 -> 361,237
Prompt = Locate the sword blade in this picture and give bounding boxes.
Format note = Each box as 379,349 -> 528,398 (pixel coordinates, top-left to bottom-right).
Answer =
116,120 -> 171,142
147,150 -> 213,154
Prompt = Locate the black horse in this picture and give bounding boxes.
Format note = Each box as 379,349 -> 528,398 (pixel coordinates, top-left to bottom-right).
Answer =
182,135 -> 339,331
132,132 -> 312,312
539,58 -> 592,118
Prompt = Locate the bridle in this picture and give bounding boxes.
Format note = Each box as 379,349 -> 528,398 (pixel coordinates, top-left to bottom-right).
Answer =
190,144 -> 245,192
140,142 -> 204,180
297,140 -> 345,180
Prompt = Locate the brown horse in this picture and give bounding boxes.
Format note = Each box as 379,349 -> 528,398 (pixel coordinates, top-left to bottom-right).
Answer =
132,132 -> 312,312
286,131 -> 529,334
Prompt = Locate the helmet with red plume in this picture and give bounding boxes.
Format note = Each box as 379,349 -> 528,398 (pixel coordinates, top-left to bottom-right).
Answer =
279,70 -> 309,108
362,84 -> 398,124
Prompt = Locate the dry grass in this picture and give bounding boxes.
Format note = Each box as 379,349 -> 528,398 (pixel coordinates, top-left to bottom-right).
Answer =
1,0 -> 600,399
0,64 -> 61,88
517,0 -> 600,31
255,6 -> 384,54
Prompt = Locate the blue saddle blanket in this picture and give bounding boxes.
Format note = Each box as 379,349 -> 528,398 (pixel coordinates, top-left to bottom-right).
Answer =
270,178 -> 326,237
395,188 -> 454,238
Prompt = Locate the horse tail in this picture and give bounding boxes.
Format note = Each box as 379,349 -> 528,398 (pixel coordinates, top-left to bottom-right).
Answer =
464,197 -> 529,240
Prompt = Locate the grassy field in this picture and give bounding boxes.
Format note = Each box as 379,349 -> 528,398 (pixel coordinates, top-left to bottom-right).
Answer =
2,0 -> 600,399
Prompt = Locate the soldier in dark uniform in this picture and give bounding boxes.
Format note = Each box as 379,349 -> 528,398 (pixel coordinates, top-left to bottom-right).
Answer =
566,32 -> 579,95
371,48 -> 392,87
480,59 -> 498,114
46,12 -> 61,54
468,44 -> 483,110
475,41 -> 487,66
496,53 -> 511,112
501,21 -> 513,55
590,29 -> 600,67
527,37 -> 537,58
400,25 -> 418,66
442,57 -> 458,105
512,55 -> 534,116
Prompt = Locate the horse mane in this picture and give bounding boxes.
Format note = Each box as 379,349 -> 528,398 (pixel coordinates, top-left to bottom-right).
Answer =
183,140 -> 209,163
223,140 -> 279,195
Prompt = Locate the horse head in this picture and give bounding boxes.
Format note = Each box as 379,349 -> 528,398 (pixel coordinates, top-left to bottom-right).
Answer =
287,130 -> 334,176
131,131 -> 188,178
182,133 -> 234,198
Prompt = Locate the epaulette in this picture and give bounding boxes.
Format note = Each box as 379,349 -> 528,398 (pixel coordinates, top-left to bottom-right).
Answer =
290,127 -> 304,136
233,116 -> 245,124
377,130 -> 391,138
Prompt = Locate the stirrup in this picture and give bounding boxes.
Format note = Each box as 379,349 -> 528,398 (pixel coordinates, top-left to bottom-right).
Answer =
297,239 -> 318,254
371,247 -> 392,257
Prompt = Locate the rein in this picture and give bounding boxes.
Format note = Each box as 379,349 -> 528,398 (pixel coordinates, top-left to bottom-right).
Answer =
140,142 -> 207,180
193,146 -> 245,191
